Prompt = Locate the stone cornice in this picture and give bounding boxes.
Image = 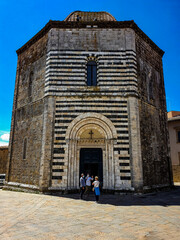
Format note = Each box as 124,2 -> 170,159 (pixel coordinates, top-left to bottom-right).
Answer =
16,20 -> 164,56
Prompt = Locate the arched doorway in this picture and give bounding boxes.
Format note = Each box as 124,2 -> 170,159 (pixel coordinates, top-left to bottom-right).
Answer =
65,113 -> 117,190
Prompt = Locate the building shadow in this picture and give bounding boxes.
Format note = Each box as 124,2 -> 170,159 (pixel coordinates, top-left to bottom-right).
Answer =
47,185 -> 180,207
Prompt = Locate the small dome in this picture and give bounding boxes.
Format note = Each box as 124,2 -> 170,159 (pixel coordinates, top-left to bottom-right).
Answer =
64,11 -> 116,22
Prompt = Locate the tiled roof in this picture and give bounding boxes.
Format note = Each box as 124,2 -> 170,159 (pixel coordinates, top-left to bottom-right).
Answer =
64,11 -> 116,22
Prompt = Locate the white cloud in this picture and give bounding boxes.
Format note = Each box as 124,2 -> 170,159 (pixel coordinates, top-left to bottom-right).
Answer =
0,133 -> 10,141
0,141 -> 9,146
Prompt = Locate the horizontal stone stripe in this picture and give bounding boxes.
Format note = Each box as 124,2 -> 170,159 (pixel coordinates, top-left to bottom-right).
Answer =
111,120 -> 128,123
54,114 -> 77,118
54,126 -> 68,129
53,156 -> 64,159
55,137 -> 65,140
119,156 -> 130,160
120,169 -> 131,173
56,100 -> 127,104
53,153 -> 65,157
46,70 -> 85,74
45,76 -> 85,79
98,76 -> 137,80
52,169 -> 64,172
45,83 -> 86,87
45,89 -> 138,94
53,148 -> 65,154
46,66 -> 137,72
120,176 -> 131,180
47,57 -> 86,62
114,147 -> 129,151
47,52 -> 88,57
98,84 -> 137,87
46,65 -> 136,70
98,74 -> 137,78
46,78 -> 137,83
116,142 -> 129,145
98,66 -> 137,70
47,59 -> 85,63
117,130 -> 129,134
45,74 -> 84,78
99,58 -> 136,63
47,49 -> 136,55
46,66 -> 85,69
52,176 -> 62,179
55,120 -> 72,123
55,109 -> 127,113
117,136 -> 129,140
119,163 -> 129,166
54,115 -> 128,119
55,104 -> 127,108
46,83 -> 137,88
55,109 -> 128,113
47,61 -> 86,65
54,143 -> 66,145
114,125 -> 128,128
54,131 -> 66,134
47,55 -> 136,60
52,162 -> 64,166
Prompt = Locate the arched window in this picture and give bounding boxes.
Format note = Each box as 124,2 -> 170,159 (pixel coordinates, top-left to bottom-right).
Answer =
87,61 -> 97,86
23,138 -> 27,160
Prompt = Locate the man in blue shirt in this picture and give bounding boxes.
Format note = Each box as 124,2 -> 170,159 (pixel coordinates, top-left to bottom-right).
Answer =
80,173 -> 86,199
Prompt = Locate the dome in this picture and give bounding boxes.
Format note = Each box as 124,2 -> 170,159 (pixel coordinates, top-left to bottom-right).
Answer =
64,11 -> 116,22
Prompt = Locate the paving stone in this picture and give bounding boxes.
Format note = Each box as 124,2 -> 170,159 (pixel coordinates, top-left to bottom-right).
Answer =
1,187 -> 180,239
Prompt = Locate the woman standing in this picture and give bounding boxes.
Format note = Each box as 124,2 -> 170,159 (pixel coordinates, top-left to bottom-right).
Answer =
92,176 -> 100,203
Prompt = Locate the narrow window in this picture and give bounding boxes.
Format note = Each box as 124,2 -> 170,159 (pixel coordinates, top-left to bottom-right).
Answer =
28,71 -> 33,97
149,80 -> 154,100
87,61 -> 97,86
177,131 -> 180,143
23,138 -> 27,160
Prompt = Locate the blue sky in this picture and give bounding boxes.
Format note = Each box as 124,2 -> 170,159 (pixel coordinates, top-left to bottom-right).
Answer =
0,0 -> 179,146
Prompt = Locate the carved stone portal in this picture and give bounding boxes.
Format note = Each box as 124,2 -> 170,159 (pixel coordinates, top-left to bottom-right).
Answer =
65,113 -> 117,190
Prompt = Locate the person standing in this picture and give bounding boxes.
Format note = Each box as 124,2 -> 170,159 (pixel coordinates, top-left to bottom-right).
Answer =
80,173 -> 86,199
92,176 -> 100,203
84,174 -> 93,197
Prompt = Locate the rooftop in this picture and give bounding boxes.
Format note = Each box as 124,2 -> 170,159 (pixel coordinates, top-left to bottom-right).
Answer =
64,11 -> 116,22
167,111 -> 180,122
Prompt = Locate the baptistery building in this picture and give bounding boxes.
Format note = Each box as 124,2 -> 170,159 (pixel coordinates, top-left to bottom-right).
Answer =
5,11 -> 173,193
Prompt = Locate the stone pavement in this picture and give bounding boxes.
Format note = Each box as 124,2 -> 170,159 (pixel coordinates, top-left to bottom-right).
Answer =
1,187 -> 180,240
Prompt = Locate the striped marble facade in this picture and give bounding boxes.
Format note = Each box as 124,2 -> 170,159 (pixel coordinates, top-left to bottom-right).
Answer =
45,50 -> 138,190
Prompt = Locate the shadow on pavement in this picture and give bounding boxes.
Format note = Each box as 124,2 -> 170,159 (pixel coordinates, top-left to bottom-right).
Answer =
47,185 -> 180,207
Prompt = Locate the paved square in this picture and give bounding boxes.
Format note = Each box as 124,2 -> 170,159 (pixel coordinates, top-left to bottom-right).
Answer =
1,187 -> 180,239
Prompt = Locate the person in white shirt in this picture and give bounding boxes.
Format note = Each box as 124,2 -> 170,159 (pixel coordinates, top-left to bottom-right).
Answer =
84,174 -> 93,197
92,176 -> 100,203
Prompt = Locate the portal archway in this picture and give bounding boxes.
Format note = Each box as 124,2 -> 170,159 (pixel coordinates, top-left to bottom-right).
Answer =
65,113 -> 117,190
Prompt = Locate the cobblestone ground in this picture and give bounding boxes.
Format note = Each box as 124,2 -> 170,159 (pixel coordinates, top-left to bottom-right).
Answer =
1,186 -> 180,240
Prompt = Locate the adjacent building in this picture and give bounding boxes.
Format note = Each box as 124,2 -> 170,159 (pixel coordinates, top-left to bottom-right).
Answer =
168,111 -> 180,182
5,11 -> 173,193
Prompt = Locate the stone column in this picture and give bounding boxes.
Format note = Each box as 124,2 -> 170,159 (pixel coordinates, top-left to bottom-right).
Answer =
128,96 -> 143,190
39,96 -> 55,192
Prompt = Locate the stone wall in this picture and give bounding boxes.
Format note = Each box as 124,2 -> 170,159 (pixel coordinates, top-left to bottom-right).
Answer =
7,34 -> 48,187
172,166 -> 180,182
6,20 -> 172,192
0,146 -> 8,174
136,34 -> 172,188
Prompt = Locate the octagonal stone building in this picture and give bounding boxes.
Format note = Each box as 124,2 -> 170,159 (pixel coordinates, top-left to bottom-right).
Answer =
6,11 -> 173,193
